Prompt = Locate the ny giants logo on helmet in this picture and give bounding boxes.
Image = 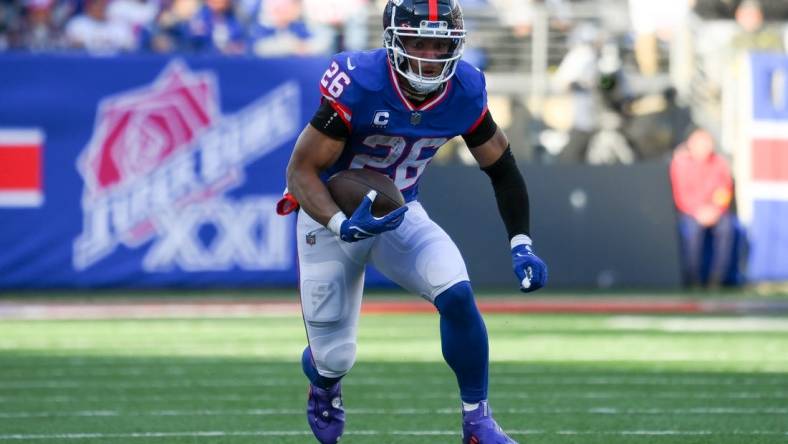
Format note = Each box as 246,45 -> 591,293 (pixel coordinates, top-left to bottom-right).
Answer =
74,60 -> 301,271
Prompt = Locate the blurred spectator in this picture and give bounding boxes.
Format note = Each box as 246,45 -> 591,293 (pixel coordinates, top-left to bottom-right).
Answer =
140,0 -> 199,53
0,12 -> 6,50
625,87 -> 694,161
489,0 -> 570,38
19,0 -> 64,50
628,0 -> 690,76
107,0 -> 158,43
489,0 -> 534,38
182,0 -> 245,54
729,0 -> 783,53
693,0 -> 738,19
550,22 -> 601,163
1,0 -> 25,49
302,0 -> 367,54
65,0 -> 136,53
458,0 -> 490,69
695,0 -> 788,20
670,128 -> 736,288
249,0 -> 316,56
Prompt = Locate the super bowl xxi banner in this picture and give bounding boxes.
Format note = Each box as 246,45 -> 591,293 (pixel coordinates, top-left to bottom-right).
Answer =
0,55 -> 332,288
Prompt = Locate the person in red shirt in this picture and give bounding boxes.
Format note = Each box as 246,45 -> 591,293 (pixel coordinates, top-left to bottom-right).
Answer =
670,128 -> 735,287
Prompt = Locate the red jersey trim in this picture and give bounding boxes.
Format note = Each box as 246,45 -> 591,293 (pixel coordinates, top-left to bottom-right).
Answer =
387,60 -> 451,112
320,87 -> 353,130
466,105 -> 489,135
420,80 -> 452,111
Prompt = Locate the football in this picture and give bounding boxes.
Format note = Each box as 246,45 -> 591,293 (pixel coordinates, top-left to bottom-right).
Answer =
327,169 -> 405,218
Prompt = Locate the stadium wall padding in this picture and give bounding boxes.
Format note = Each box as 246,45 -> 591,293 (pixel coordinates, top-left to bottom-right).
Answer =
419,162 -> 684,289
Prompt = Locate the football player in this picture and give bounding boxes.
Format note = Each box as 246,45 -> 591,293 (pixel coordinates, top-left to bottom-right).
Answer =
279,0 -> 547,442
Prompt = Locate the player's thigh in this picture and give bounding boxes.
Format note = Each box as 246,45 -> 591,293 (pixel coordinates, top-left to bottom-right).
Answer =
369,202 -> 469,302
297,210 -> 371,332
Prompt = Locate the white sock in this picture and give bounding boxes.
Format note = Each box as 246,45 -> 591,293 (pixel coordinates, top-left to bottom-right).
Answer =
462,401 -> 480,412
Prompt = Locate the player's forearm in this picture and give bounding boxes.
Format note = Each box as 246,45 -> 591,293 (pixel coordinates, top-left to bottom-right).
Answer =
285,124 -> 346,226
481,147 -> 531,239
287,166 -> 342,227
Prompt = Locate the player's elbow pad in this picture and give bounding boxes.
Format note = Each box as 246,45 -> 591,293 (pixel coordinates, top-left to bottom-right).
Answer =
481,147 -> 530,238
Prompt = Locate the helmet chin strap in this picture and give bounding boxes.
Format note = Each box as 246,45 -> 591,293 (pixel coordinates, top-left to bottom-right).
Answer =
404,65 -> 443,95
406,76 -> 442,94
407,79 -> 441,94
399,74 -> 441,101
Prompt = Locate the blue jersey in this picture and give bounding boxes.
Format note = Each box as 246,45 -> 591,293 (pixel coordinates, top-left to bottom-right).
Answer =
318,48 -> 488,202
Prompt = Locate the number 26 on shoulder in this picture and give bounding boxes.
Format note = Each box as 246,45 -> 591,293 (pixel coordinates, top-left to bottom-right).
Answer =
320,61 -> 351,99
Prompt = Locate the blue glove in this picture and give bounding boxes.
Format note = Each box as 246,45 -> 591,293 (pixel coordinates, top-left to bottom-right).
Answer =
329,190 -> 408,243
511,235 -> 547,292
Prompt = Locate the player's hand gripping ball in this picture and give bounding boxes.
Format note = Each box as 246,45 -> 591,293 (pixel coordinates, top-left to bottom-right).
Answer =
511,242 -> 547,292
327,169 -> 407,242
327,169 -> 405,217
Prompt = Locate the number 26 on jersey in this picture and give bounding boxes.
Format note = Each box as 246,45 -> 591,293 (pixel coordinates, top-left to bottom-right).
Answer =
320,61 -> 351,99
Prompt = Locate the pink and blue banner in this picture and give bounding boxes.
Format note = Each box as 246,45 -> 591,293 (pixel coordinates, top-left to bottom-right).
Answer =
0,55 -> 411,289
746,53 -> 788,281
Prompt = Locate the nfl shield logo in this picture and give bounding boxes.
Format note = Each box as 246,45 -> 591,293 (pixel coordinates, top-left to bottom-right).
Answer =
410,112 -> 422,125
306,232 -> 317,246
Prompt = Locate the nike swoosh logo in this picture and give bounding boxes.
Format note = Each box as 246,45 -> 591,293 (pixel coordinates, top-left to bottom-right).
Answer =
347,57 -> 356,70
515,253 -> 531,258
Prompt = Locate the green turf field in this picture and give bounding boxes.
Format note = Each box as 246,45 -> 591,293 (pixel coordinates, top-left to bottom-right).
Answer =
1,313 -> 787,443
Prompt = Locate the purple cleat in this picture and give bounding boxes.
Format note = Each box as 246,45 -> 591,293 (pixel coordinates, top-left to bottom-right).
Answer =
306,383 -> 345,444
462,401 -> 518,444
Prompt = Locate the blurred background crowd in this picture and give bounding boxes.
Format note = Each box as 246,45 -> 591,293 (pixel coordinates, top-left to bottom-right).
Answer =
2,0 -> 786,163
0,0 -> 367,55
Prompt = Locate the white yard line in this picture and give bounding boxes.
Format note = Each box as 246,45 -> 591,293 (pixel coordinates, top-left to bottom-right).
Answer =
0,407 -> 786,419
2,359 -> 766,373
608,316 -> 788,332
3,390 -> 787,404
0,303 -> 303,320
4,366 -> 646,378
0,376 -> 786,390
3,365 -> 786,379
0,429 -> 785,440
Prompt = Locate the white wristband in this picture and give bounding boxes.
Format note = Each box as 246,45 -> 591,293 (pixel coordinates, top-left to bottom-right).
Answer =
510,234 -> 533,249
327,211 -> 347,236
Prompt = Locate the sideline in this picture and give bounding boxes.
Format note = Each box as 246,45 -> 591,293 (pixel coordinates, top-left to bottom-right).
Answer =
1,297 -> 787,319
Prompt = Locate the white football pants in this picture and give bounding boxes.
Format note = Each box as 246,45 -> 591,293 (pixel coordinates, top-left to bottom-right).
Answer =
296,200 -> 470,377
